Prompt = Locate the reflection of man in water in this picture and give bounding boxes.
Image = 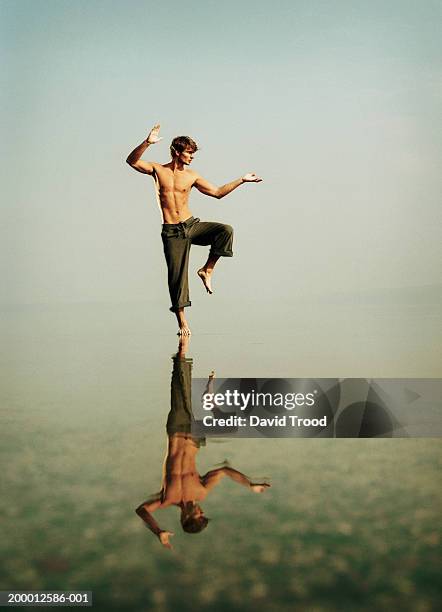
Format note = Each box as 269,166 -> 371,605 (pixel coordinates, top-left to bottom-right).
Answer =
135,336 -> 270,550
126,124 -> 262,336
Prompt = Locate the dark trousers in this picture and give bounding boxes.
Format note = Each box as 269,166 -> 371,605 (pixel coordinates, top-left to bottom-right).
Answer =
161,216 -> 233,312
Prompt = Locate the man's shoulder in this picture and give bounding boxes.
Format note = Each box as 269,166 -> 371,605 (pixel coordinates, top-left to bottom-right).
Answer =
187,169 -> 200,181
151,161 -> 166,171
177,168 -> 199,185
150,162 -> 172,179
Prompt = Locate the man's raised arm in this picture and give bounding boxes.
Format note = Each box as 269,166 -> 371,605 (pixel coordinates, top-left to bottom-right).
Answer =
126,123 -> 162,175
194,173 -> 262,199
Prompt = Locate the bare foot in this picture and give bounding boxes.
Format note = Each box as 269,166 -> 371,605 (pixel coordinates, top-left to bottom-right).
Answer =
197,268 -> 213,294
175,307 -> 191,336
177,322 -> 191,336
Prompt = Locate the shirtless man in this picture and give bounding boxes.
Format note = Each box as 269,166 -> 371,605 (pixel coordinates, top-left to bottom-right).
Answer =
126,124 -> 262,336
135,336 -> 270,550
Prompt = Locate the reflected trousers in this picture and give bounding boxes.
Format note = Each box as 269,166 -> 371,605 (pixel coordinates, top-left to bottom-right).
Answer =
166,354 -> 206,446
161,216 -> 234,312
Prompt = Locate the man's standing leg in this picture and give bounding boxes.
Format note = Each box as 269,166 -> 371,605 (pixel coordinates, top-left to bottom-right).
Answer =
162,229 -> 192,335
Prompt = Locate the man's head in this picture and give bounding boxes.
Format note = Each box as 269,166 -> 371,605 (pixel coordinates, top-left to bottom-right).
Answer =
170,136 -> 198,165
180,502 -> 209,534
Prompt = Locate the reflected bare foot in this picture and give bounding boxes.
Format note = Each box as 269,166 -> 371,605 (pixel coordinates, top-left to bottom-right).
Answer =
178,334 -> 190,355
197,268 -> 213,294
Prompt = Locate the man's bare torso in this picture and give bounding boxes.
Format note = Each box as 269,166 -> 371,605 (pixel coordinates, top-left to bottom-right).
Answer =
152,163 -> 196,224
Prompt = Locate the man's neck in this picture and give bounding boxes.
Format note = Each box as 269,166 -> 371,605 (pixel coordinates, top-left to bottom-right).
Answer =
169,158 -> 185,171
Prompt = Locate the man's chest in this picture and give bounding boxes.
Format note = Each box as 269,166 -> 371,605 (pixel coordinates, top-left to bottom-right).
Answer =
156,169 -> 194,193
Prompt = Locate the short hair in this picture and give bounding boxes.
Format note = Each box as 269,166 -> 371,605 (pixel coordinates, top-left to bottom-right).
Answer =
181,515 -> 209,534
170,136 -> 199,158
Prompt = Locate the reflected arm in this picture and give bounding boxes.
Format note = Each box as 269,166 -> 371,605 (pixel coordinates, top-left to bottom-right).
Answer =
135,499 -> 163,535
136,498 -> 175,550
202,467 -> 250,490
135,499 -> 175,549
202,467 -> 271,493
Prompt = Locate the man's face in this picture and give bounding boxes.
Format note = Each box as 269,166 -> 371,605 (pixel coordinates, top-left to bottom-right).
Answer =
178,147 -> 195,165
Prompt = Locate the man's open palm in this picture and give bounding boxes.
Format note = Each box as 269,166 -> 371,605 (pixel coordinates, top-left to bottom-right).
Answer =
250,483 -> 271,493
147,124 -> 163,144
243,173 -> 262,182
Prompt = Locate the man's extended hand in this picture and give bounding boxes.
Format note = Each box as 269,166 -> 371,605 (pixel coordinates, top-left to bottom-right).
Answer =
147,124 -> 163,145
242,173 -> 262,183
158,530 -> 174,549
250,483 -> 271,493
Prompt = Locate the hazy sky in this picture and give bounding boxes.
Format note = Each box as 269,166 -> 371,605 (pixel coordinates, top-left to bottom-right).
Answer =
1,0 -> 441,305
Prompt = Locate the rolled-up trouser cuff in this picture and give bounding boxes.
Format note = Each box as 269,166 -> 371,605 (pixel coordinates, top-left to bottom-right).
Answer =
169,301 -> 192,313
210,250 -> 233,258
